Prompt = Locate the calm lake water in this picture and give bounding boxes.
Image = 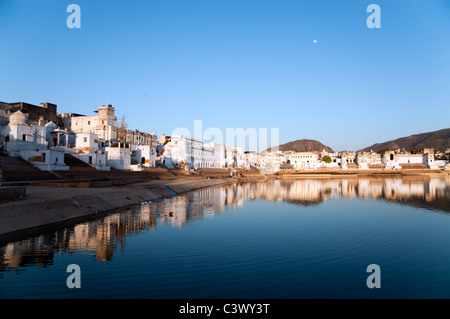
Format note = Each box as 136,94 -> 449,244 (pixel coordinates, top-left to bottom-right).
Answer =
1,176 -> 450,299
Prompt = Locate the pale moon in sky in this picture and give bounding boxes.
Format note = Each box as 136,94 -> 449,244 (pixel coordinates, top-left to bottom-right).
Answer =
313,39 -> 317,44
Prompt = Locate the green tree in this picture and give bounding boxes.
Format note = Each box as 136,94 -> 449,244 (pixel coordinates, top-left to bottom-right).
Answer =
322,155 -> 332,163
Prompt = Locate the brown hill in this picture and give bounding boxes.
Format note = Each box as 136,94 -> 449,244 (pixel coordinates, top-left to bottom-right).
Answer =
361,128 -> 450,152
266,139 -> 334,153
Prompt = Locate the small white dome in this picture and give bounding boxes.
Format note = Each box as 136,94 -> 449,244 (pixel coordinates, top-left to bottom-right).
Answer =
45,121 -> 57,129
9,110 -> 29,125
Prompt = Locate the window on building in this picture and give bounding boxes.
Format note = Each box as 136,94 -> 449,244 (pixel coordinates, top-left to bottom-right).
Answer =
83,137 -> 87,143
88,121 -> 91,125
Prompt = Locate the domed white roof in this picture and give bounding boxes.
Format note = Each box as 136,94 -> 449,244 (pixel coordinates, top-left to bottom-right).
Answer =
45,121 -> 57,128
9,110 -> 29,125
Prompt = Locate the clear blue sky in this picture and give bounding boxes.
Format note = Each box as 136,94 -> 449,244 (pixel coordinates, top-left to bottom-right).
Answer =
1,0 -> 449,151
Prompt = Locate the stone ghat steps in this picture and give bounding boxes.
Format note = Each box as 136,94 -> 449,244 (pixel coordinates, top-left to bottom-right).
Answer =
399,163 -> 429,169
53,168 -> 175,181
0,152 -> 41,171
64,154 -> 97,171
194,168 -> 233,178
346,163 -> 358,169
0,152 -> 58,181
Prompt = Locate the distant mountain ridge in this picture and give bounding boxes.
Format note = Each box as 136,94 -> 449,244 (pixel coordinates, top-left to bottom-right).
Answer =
360,128 -> 450,152
266,139 -> 334,153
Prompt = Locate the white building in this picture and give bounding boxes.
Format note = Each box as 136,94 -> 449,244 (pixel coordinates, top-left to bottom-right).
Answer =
286,152 -> 319,170
105,142 -> 131,170
161,135 -> 228,169
423,149 -> 441,169
131,144 -> 156,168
162,135 -> 200,169
339,151 -> 357,169
126,129 -> 158,147
259,151 -> 286,171
3,111 -> 68,171
380,151 -> 426,169
213,143 -> 227,168
73,133 -> 109,170
355,151 -> 383,169
203,142 -> 226,168
319,150 -> 340,168
70,105 -> 160,171
225,146 -> 251,168
70,105 -> 118,142
225,147 -> 237,168
243,151 -> 259,169
397,153 -> 424,165
162,135 -> 192,169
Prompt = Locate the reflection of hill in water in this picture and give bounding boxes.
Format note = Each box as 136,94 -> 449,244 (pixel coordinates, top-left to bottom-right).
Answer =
241,177 -> 450,213
1,176 -> 449,273
384,194 -> 450,214
283,199 -> 323,207
219,177 -> 450,213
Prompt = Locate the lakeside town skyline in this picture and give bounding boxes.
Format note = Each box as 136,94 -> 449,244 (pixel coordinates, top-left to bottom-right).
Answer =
1,99 -> 449,154
0,101 -> 448,173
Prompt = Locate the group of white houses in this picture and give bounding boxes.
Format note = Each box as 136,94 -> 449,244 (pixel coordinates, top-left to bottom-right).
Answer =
0,102 -> 158,171
245,148 -> 448,172
159,134 -> 265,170
159,135 -> 227,169
0,101 -> 448,173
1,110 -> 69,171
68,104 -> 157,171
282,149 -> 448,171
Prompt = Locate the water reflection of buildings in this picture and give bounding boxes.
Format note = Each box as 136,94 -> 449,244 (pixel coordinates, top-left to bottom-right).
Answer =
64,204 -> 158,261
158,185 -> 245,227
229,177 -> 450,208
0,205 -> 158,273
1,176 -> 449,273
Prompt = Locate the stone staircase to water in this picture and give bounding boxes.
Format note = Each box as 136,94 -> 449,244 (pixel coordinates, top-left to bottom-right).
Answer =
63,154 -> 97,171
399,163 -> 429,170
346,162 -> 358,169
0,151 -> 58,181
